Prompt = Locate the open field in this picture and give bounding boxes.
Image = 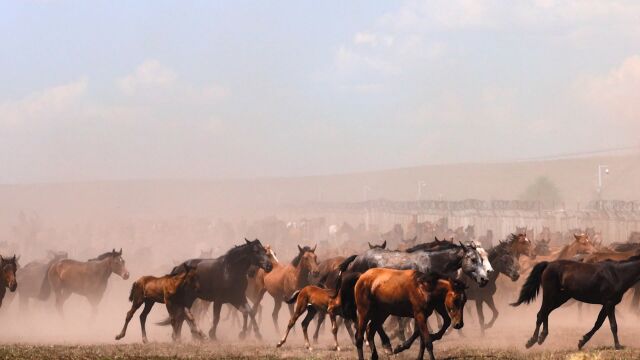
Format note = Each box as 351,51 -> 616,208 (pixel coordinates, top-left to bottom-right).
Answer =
1,342 -> 639,360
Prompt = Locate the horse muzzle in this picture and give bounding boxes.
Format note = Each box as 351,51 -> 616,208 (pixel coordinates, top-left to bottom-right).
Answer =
453,321 -> 464,330
478,277 -> 489,287
263,263 -> 273,273
9,281 -> 17,292
122,272 -> 130,280
510,273 -> 520,281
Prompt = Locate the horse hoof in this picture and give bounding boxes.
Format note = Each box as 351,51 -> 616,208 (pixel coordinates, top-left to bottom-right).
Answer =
538,334 -> 547,345
578,340 -> 586,350
238,331 -> 247,340
615,344 -> 625,350
115,334 -> 123,341
525,339 -> 536,349
334,346 -> 341,352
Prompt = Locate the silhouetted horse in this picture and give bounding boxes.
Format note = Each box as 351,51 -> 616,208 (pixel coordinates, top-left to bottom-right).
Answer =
512,255 -> 640,350
116,263 -> 202,343
353,269 -> 467,360
0,255 -> 18,308
15,251 -> 67,310
39,249 -> 129,315
166,239 -> 273,340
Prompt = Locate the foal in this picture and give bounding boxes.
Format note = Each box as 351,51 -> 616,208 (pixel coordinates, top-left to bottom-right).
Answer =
276,285 -> 353,351
512,255 -> 640,350
115,263 -> 203,343
354,268 -> 467,360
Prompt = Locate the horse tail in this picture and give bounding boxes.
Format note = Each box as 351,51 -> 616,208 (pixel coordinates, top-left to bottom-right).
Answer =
286,289 -> 301,304
339,272 -> 361,320
128,281 -> 143,303
338,255 -> 357,273
511,261 -> 549,306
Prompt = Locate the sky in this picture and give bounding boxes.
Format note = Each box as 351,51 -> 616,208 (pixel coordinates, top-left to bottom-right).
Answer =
1,0 -> 639,183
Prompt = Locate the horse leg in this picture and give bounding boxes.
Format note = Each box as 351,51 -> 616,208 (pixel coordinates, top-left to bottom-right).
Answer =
394,326 -> 420,354
236,300 -> 262,340
115,299 -> 143,340
272,298 -> 283,333
538,295 -> 569,346
607,306 -> 623,349
139,301 -> 154,343
209,301 -> 222,341
301,307 -> 317,350
414,312 -> 435,360
475,300 -> 486,335
54,289 -> 71,316
344,319 -> 356,345
330,313 -> 341,351
355,308 -> 368,360
184,306 -> 206,341
526,292 -> 563,348
312,311 -> 325,344
484,296 -> 500,330
365,320 -> 379,360
578,305 -> 609,350
276,300 -> 306,348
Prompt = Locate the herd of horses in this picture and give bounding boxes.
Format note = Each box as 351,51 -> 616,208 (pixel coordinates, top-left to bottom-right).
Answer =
2,225 -> 640,360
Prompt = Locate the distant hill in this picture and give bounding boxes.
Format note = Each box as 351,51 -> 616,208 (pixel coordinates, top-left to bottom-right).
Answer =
0,154 -> 638,224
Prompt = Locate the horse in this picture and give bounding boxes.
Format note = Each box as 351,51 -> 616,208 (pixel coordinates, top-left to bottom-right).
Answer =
511,255 -> 640,350
276,285 -> 353,351
506,232 -> 534,259
555,233 -> 597,259
14,251 -> 67,310
352,269 -> 467,360
0,255 -> 18,308
165,239 -> 273,340
263,244 -> 320,332
39,249 -> 129,315
465,240 -> 520,334
368,240 -> 387,250
115,263 -> 203,343
533,238 -> 551,257
245,244 -> 279,322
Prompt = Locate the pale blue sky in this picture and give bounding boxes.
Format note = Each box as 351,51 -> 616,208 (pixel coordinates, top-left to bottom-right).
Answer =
1,1 -> 639,182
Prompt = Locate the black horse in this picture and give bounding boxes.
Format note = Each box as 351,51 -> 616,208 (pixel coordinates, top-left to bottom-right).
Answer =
465,240 -> 520,334
0,255 -> 19,308
512,255 -> 640,350
165,239 -> 273,340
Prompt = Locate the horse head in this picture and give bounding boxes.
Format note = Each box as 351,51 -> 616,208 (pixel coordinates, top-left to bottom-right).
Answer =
442,278 -> 467,329
109,248 -> 130,280
245,238 -> 273,273
458,242 -> 489,287
296,244 -> 320,278
0,255 -> 18,292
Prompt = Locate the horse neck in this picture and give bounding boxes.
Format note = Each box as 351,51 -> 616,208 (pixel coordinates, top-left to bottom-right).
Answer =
612,259 -> 640,290
88,257 -> 113,280
428,248 -> 463,274
224,255 -> 252,276
294,261 -> 311,288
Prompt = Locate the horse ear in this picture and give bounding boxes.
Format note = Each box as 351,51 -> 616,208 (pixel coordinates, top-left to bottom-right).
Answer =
112,248 -> 115,253
298,245 -> 303,252
458,241 -> 467,250
311,244 -> 317,252
434,236 -> 440,242
368,242 -> 373,249
382,240 -> 387,249
245,238 -> 251,244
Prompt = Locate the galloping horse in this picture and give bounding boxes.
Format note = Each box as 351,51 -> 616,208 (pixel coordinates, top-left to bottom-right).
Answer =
0,255 -> 18,308
39,249 -> 129,315
352,269 -> 467,360
15,251 -> 67,310
465,240 -> 520,334
512,255 -> 640,350
263,245 -> 320,332
166,239 -> 273,340
116,263 -> 202,343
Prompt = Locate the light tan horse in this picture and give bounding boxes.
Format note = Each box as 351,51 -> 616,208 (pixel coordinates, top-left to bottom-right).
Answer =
40,249 -> 130,315
264,245 -> 320,332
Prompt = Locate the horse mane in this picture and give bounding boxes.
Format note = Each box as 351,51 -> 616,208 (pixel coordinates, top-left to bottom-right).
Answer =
406,240 -> 457,253
89,251 -> 118,261
223,241 -> 257,264
619,254 -> 640,263
291,246 -> 312,266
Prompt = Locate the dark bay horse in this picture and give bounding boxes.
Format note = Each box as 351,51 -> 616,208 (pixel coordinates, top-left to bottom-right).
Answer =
15,251 -> 67,310
0,255 -> 18,308
167,239 -> 273,340
116,263 -> 202,343
353,269 -> 467,360
465,240 -> 520,334
39,249 -> 129,315
512,255 -> 640,350
263,245 -> 320,332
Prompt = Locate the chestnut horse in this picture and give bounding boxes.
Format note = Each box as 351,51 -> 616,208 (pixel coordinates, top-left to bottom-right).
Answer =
116,263 -> 202,343
353,269 -> 467,360
0,255 -> 18,308
39,249 -> 130,315
264,245 -> 320,332
512,255 -> 640,350
276,285 -> 353,351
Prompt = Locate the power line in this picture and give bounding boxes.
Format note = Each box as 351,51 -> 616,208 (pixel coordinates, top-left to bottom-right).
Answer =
514,145 -> 640,162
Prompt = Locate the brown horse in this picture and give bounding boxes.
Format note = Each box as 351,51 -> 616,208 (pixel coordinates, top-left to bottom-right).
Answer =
116,263 -> 202,343
264,245 -> 320,332
276,285 -> 353,351
556,233 -> 597,259
353,268 -> 466,360
40,249 -> 130,315
512,255 -> 640,350
0,255 -> 18,308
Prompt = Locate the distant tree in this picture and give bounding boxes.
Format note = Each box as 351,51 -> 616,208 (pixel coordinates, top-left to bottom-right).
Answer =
520,177 -> 562,207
